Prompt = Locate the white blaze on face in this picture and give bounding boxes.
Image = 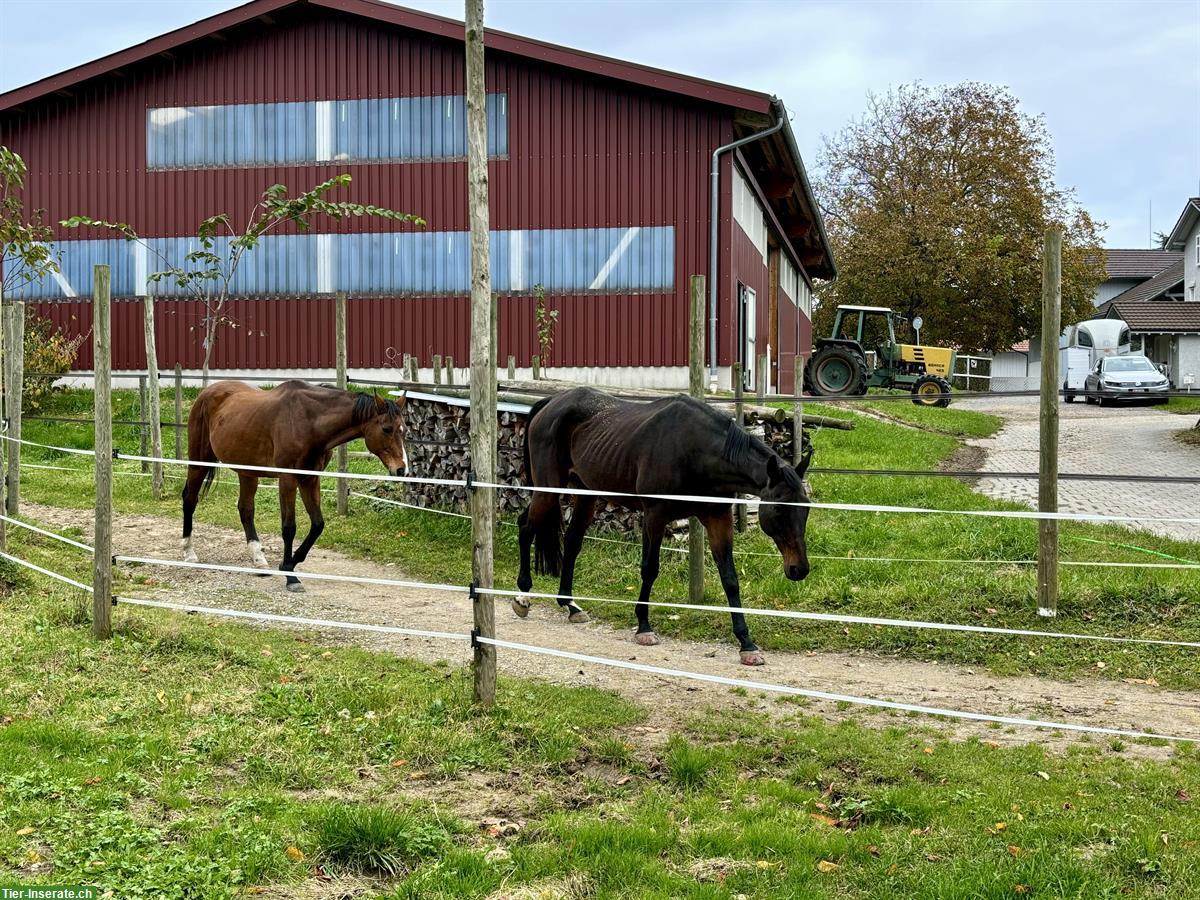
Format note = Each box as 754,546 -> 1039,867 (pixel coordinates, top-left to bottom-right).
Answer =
401,439 -> 409,472
248,540 -> 268,568
181,537 -> 198,563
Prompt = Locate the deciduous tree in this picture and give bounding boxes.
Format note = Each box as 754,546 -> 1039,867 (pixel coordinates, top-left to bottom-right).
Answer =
814,83 -> 1105,351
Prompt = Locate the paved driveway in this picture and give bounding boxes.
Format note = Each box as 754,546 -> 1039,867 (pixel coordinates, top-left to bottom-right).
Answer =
957,397 -> 1200,544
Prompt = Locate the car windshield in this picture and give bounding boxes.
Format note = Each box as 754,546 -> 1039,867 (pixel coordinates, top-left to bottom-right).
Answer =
1103,357 -> 1157,373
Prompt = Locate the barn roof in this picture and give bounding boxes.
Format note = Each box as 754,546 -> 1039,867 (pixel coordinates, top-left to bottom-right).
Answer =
0,0 -> 834,277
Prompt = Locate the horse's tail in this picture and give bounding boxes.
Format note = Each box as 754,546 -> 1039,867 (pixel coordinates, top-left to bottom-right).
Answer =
187,389 -> 219,501
521,395 -> 562,577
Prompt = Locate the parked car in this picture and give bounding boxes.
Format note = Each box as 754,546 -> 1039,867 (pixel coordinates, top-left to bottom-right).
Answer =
1083,355 -> 1170,405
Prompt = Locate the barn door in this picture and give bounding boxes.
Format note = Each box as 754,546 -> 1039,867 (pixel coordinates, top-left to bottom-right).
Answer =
739,284 -> 757,391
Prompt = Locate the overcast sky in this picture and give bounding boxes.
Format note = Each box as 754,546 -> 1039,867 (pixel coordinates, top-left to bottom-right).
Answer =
1,0 -> 1197,248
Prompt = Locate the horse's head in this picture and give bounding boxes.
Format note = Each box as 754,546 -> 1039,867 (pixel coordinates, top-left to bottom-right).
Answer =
757,446 -> 813,582
358,392 -> 409,477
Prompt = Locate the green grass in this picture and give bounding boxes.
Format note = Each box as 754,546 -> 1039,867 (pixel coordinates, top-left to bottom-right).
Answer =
842,389 -> 1004,437
12,386 -> 1200,693
3,555 -> 1200,897
1164,395 -> 1200,416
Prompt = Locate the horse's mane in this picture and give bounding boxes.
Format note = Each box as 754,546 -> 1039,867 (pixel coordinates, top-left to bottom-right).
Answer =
722,422 -> 801,490
350,391 -> 402,424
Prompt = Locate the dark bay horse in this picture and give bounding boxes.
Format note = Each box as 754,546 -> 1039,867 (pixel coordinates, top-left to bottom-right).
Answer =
182,381 -> 408,592
515,387 -> 812,665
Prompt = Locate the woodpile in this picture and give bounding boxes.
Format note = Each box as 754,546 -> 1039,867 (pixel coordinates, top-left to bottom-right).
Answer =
367,387 -> 848,534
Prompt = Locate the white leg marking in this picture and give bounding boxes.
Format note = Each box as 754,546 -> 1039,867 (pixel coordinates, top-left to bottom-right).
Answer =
181,537 -> 198,564
248,540 -> 269,568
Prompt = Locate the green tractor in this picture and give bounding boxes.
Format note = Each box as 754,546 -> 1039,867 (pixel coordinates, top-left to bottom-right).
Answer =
805,305 -> 957,407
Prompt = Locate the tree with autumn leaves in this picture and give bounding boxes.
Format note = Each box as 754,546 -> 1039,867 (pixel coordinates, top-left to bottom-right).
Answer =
814,83 -> 1105,351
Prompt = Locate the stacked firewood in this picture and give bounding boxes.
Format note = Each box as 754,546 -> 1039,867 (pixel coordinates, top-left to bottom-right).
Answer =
369,390 -> 843,533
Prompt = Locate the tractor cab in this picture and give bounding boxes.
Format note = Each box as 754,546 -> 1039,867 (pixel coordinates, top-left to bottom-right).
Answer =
806,305 -> 956,407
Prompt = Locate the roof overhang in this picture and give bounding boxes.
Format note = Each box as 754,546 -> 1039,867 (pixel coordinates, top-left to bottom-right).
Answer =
1165,198 -> 1200,251
0,0 -> 774,115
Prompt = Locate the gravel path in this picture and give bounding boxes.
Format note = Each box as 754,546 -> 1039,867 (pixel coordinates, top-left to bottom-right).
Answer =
25,500 -> 1199,759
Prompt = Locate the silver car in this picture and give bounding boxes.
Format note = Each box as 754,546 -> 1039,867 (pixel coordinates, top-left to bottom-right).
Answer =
1083,355 -> 1170,405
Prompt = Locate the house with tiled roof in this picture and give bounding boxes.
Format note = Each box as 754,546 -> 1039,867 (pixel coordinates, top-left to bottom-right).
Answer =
1092,200 -> 1200,388
1092,248 -> 1181,306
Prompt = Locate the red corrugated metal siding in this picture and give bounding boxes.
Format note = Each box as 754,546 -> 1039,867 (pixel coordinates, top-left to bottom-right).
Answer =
5,7 -> 736,370
778,286 -> 798,391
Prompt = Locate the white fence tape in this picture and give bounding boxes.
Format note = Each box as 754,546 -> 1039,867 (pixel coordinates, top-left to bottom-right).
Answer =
0,550 -> 91,592
478,636 -> 1200,744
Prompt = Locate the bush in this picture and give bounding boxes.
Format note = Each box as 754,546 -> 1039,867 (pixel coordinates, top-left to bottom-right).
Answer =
22,308 -> 85,412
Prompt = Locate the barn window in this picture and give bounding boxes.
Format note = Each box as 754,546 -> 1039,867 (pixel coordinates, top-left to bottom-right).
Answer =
146,94 -> 508,169
732,167 -> 768,262
13,226 -> 675,299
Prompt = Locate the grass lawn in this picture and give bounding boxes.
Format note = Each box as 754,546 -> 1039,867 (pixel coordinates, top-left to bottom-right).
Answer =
3,540 -> 1200,898
11,385 -> 1200,691
1165,395 -> 1200,416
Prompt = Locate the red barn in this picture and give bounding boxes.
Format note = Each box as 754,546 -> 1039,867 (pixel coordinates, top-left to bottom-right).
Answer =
0,0 -> 834,390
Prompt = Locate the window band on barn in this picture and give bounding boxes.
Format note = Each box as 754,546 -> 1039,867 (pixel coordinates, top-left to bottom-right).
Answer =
0,0 -> 834,388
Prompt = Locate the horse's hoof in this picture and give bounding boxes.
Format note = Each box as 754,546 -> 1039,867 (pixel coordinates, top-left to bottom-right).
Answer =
740,650 -> 766,666
511,595 -> 531,618
183,551 -> 199,564
635,632 -> 660,646
567,608 -> 590,624
286,582 -> 306,594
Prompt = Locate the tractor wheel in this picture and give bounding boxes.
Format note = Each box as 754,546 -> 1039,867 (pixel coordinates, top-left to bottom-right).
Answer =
912,375 -> 952,408
806,345 -> 868,397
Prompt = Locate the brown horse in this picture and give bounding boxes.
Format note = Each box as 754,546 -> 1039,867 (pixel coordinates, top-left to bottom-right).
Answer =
516,387 -> 812,666
182,381 -> 408,592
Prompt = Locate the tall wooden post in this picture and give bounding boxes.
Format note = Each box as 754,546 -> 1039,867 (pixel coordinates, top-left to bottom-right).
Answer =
793,356 -> 805,465
4,301 -> 24,517
445,355 -> 455,386
432,354 -> 443,386
173,364 -> 183,459
142,296 -> 163,499
93,266 -> 113,638
733,360 -> 745,533
407,355 -> 419,384
756,352 -> 767,403
466,0 -> 497,707
531,354 -> 541,381
507,355 -> 516,381
335,292 -> 349,516
0,287 -> 6,552
1038,227 -> 1062,619
687,276 -> 706,603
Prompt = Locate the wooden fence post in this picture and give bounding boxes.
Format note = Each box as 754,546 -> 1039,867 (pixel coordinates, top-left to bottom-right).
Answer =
143,296 -> 163,499
93,266 -> 113,638
407,355 -> 419,384
445,355 -> 455,386
507,355 -> 516,381
0,288 -> 6,552
733,360 -> 745,533
432,354 -> 443,386
466,0 -> 497,707
1038,227 -> 1061,619
531,354 -> 540,380
402,353 -> 411,380
793,355 -> 805,465
4,301 -> 24,517
335,292 -> 349,516
174,364 -> 183,460
137,376 -> 149,474
756,352 -> 767,404
687,275 -> 706,604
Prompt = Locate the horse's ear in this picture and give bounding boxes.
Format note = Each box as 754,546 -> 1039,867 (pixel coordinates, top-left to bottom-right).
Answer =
796,442 -> 814,479
767,454 -> 783,485
394,391 -> 407,410
373,388 -> 386,410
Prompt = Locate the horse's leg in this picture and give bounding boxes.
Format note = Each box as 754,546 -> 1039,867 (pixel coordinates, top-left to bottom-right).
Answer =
278,475 -> 303,593
180,466 -> 207,563
236,475 -> 269,571
557,496 -> 596,624
282,476 -> 325,593
633,505 -> 669,646
703,507 -> 763,666
513,493 -> 559,618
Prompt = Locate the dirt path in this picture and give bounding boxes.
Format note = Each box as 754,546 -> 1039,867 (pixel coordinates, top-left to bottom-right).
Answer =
28,501 -> 1199,760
